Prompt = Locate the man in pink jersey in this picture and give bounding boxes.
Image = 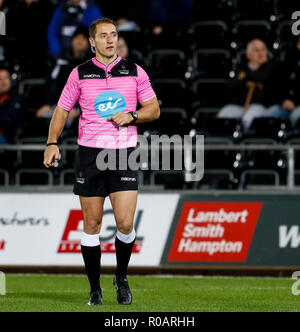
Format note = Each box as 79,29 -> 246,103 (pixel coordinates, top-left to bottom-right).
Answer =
43,17 -> 160,306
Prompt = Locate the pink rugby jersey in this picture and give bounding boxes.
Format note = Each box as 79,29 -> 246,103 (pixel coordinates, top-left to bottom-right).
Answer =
57,56 -> 156,149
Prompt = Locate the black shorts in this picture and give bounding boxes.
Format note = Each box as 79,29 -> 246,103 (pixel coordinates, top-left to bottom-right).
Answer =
73,145 -> 138,197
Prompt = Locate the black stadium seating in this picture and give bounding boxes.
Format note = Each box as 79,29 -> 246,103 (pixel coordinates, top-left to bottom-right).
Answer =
3,0 -> 300,189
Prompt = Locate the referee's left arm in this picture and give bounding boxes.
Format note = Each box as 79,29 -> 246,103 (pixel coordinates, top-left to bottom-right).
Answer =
135,97 -> 160,124
108,97 -> 160,126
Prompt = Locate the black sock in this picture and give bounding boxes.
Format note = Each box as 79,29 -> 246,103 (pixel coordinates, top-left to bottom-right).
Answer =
115,236 -> 136,277
81,245 -> 101,293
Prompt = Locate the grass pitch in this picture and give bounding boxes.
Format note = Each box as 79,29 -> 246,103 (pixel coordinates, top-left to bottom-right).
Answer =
0,274 -> 299,312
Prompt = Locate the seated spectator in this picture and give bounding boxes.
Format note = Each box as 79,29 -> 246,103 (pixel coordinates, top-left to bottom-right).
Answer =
117,35 -> 145,68
47,0 -> 103,57
36,28 -> 91,127
218,39 -> 288,132
0,68 -> 23,144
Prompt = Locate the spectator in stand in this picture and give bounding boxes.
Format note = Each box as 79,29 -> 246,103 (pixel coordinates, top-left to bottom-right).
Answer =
6,0 -> 54,76
217,39 -> 288,132
117,35 -> 145,68
36,28 -> 92,127
47,0 -> 103,57
0,68 -> 23,144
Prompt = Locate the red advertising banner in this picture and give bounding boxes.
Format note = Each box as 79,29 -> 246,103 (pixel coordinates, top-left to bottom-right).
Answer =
58,210 -> 142,254
168,202 -> 263,263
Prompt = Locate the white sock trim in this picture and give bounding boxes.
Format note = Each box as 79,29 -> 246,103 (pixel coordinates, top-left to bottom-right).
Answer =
116,229 -> 136,244
81,232 -> 100,247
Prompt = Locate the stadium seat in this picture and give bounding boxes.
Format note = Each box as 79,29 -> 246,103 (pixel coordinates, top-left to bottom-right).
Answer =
118,31 -> 147,53
15,169 -> 54,186
240,138 -> 284,171
274,0 -> 300,20
232,20 -> 273,49
145,27 -> 188,53
233,0 -> 275,20
130,49 -> 144,64
18,79 -> 46,110
276,20 -> 299,50
204,140 -> 239,169
295,171 -> 300,186
249,117 -> 292,141
191,108 -> 220,134
16,137 -> 46,168
240,169 -> 280,189
192,79 -> 228,108
21,117 -> 51,138
152,79 -> 189,108
147,49 -> 187,79
193,169 -> 237,190
150,170 -> 186,190
140,107 -> 189,137
189,21 -> 229,49
192,0 -> 235,21
0,169 -> 9,186
192,49 -> 232,79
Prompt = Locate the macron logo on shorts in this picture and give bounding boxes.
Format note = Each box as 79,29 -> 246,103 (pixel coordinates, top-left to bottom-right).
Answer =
76,178 -> 85,184
120,177 -> 136,182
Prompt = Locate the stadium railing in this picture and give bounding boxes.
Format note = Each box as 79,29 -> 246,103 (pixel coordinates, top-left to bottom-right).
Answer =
0,142 -> 299,190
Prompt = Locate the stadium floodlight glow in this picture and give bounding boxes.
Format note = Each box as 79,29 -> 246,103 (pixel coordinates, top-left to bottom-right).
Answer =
0,272 -> 6,296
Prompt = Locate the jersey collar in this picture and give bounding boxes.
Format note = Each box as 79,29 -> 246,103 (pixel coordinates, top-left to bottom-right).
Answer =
92,56 -> 123,72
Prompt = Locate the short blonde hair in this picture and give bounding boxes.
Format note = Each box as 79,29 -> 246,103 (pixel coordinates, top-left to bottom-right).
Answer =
89,17 -> 118,39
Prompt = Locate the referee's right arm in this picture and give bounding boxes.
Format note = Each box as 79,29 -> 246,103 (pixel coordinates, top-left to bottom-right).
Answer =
43,68 -> 80,168
43,106 -> 68,168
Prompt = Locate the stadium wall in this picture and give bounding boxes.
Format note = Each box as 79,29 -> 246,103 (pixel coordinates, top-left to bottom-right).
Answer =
0,191 -> 300,273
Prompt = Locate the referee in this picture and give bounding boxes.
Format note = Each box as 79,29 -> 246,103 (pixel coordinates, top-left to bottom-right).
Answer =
43,17 -> 160,305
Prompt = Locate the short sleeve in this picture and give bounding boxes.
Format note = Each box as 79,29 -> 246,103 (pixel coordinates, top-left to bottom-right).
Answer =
137,65 -> 156,103
57,68 -> 80,111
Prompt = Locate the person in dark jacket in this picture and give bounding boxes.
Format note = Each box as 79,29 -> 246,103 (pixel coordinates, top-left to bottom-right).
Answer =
0,68 -> 23,144
37,27 -> 91,127
218,39 -> 288,131
47,0 -> 103,57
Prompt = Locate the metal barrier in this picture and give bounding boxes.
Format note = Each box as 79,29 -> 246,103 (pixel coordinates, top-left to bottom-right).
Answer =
0,143 -> 299,190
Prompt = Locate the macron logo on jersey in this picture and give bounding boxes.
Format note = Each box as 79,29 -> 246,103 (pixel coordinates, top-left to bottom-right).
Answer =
84,74 -> 102,79
94,90 -> 126,120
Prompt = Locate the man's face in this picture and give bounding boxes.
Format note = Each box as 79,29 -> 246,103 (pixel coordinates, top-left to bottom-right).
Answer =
72,33 -> 89,54
117,37 -> 129,59
0,70 -> 11,95
25,0 -> 39,5
247,40 -> 268,66
70,0 -> 83,6
90,23 -> 118,59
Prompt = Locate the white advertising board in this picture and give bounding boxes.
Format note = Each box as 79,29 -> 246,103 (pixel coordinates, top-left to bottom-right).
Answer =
0,193 -> 179,267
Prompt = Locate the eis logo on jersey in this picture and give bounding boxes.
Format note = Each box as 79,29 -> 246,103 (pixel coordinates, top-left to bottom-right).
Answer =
94,91 -> 126,119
